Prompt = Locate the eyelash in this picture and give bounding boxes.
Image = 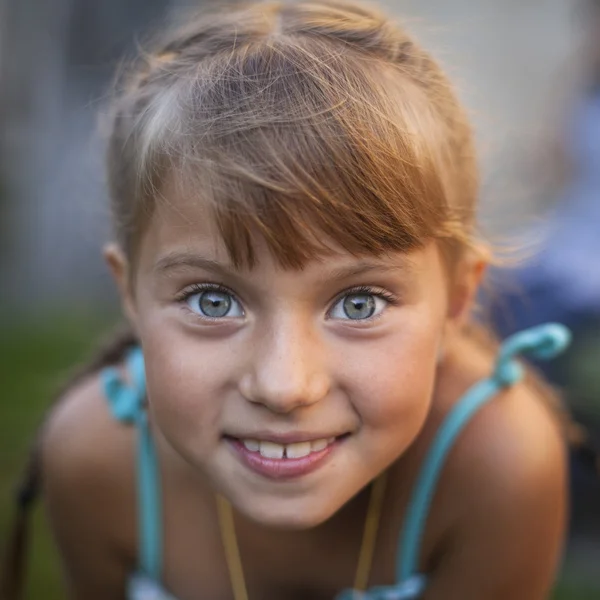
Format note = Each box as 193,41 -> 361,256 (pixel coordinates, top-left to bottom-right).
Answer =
334,285 -> 399,305
176,282 -> 238,304
176,283 -> 400,318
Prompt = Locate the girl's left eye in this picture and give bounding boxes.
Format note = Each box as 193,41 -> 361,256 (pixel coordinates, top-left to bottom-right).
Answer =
184,288 -> 244,319
328,291 -> 390,321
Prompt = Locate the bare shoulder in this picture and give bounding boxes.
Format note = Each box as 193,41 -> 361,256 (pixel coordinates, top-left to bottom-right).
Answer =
425,356 -> 568,599
42,369 -> 136,495
42,369 -> 136,598
430,333 -> 567,502
447,376 -> 567,516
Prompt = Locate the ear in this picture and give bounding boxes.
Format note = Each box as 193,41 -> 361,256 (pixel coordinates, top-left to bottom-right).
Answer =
447,251 -> 488,328
103,243 -> 139,328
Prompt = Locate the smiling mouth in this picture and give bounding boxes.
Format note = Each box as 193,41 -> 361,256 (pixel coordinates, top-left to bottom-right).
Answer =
224,433 -> 351,459
225,434 -> 350,479
234,436 -> 340,459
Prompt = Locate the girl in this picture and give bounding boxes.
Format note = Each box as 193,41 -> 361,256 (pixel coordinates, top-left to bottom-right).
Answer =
1,1 -> 573,599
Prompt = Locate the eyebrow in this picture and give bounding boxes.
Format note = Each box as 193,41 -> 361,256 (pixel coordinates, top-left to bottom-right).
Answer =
154,252 -> 234,277
325,260 -> 415,281
153,251 -> 415,281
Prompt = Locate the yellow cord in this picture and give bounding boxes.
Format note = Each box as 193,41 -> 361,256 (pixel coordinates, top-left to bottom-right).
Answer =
217,472 -> 388,600
353,471 -> 388,591
216,494 -> 249,600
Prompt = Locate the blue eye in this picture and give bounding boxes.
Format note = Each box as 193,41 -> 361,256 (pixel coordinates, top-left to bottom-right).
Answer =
329,292 -> 388,321
185,288 -> 244,319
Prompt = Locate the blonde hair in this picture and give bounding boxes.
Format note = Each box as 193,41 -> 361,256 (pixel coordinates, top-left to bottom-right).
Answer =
106,0 -> 479,269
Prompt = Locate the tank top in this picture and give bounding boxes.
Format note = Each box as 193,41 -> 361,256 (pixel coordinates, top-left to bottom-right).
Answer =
101,323 -> 570,600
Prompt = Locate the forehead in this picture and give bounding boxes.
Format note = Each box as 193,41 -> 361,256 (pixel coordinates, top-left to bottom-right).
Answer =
138,193 -> 442,284
138,158 -> 439,277
139,176 -> 337,268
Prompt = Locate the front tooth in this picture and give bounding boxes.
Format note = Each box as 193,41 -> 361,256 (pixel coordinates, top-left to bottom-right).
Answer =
286,441 -> 312,459
260,441 -> 285,459
310,438 -> 328,452
243,439 -> 260,452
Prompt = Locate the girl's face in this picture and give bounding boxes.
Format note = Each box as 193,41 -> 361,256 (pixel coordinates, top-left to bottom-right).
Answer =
108,195 -> 471,529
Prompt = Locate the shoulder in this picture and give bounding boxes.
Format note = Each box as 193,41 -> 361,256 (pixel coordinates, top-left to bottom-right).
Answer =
432,333 -> 567,500
42,369 -> 136,493
423,342 -> 567,599
41,370 -> 137,595
447,379 -> 567,517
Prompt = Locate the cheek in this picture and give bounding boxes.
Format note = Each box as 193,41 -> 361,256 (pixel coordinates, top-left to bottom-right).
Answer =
139,326 -> 233,454
340,308 -> 443,444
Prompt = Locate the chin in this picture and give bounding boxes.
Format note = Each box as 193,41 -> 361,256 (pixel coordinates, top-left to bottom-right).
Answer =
237,494 -> 342,530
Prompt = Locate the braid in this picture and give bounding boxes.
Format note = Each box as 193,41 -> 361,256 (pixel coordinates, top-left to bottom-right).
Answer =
0,324 -> 138,600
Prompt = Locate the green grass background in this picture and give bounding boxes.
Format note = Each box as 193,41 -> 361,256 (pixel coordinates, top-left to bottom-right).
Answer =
0,314 -> 598,598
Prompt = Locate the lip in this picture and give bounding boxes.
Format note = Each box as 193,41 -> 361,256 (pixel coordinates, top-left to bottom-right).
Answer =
226,436 -> 345,480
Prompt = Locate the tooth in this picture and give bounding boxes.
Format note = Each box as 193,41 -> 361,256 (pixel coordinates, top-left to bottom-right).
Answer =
260,441 -> 285,459
310,438 -> 328,452
286,441 -> 312,459
327,437 -> 336,444
243,439 -> 260,452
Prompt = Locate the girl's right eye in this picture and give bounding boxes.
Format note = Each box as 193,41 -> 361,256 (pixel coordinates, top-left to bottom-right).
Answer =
184,287 -> 244,319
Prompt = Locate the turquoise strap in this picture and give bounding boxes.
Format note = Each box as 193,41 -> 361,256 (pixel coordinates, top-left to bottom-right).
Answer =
336,574 -> 427,599
128,574 -> 179,600
396,323 -> 571,582
101,349 -> 162,582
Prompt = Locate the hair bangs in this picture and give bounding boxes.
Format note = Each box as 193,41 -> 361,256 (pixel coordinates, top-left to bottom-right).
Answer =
149,37 -> 460,269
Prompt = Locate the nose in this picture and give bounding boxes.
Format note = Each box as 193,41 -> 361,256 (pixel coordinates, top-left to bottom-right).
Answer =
238,316 -> 331,414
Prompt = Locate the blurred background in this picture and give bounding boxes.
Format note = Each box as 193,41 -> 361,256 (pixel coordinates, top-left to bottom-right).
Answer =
1,0 -> 599,597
